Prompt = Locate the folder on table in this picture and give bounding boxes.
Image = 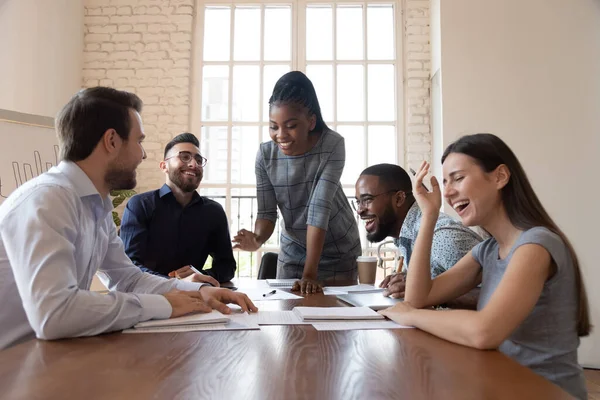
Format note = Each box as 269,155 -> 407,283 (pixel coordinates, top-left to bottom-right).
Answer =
134,310 -> 230,329
292,306 -> 385,321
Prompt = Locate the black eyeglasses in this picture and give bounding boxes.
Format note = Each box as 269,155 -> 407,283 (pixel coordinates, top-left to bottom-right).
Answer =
351,189 -> 407,211
165,151 -> 207,167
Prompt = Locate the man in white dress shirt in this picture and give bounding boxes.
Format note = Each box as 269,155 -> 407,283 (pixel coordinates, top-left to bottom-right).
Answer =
0,87 -> 256,350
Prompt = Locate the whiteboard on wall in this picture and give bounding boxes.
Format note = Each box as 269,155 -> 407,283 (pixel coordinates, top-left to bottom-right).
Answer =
0,109 -> 58,204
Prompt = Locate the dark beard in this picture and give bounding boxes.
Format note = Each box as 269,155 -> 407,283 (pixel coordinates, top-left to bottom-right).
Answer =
169,169 -> 200,193
105,164 -> 136,191
366,206 -> 397,243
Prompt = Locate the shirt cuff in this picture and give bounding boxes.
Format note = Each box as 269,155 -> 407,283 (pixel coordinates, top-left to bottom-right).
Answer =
306,218 -> 329,231
256,212 -> 277,223
174,281 -> 207,292
137,293 -> 172,321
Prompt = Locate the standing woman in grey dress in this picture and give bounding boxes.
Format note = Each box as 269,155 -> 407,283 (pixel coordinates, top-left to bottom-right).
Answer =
232,71 -> 361,293
380,134 -> 590,399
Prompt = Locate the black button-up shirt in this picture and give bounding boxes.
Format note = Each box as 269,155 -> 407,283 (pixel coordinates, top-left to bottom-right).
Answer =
120,184 -> 236,282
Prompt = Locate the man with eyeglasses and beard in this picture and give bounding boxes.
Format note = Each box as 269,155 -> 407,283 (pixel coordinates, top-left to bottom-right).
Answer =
354,163 -> 482,309
121,133 -> 236,285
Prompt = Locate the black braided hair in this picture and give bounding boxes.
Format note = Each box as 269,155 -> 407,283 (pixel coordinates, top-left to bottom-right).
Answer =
268,71 -> 329,133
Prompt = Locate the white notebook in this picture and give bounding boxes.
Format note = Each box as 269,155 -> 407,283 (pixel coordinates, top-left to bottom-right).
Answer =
266,279 -> 297,287
323,284 -> 384,294
292,306 -> 385,321
134,310 -> 230,329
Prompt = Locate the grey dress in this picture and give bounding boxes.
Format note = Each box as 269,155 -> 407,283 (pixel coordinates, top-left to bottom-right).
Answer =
255,129 -> 361,281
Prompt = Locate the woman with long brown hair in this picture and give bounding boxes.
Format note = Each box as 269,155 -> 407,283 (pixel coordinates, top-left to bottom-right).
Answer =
381,133 -> 590,399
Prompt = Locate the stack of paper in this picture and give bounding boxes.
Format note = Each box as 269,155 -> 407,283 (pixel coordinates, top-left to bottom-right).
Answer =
246,310 -> 310,325
123,311 -> 260,333
311,320 -> 412,331
265,279 -> 297,287
133,310 -> 229,329
323,284 -> 384,295
292,306 -> 385,321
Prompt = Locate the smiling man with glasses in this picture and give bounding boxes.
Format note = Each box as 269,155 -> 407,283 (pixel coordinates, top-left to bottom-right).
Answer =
355,164 -> 482,309
120,133 -> 236,284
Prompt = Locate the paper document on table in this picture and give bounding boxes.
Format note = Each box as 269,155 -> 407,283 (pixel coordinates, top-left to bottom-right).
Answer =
323,287 -> 347,296
265,279 -> 297,287
323,284 -> 384,295
246,310 -> 310,325
237,288 -> 302,301
227,313 -> 261,329
134,310 -> 229,329
123,314 -> 259,333
311,320 -> 413,331
293,306 -> 384,321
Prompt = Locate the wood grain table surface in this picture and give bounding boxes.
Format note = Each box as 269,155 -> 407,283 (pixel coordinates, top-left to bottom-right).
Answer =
0,282 -> 572,400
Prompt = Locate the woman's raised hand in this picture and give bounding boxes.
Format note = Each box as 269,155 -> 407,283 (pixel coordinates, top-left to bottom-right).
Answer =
412,161 -> 441,219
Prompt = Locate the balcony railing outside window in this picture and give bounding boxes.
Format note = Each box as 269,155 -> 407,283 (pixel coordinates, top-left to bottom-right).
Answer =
205,195 -> 397,279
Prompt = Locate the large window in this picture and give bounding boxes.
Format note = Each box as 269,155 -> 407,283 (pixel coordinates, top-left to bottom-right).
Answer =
192,0 -> 403,277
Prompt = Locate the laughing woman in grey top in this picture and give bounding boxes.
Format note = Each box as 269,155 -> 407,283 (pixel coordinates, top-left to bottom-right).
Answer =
380,134 -> 590,399
233,71 -> 361,294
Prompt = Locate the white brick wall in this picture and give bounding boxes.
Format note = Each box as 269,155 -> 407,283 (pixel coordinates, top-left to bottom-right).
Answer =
83,0 -> 195,194
404,0 -> 432,171
83,0 -> 432,191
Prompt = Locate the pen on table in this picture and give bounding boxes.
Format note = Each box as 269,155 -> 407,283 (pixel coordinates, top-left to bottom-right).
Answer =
263,289 -> 277,297
409,167 -> 429,192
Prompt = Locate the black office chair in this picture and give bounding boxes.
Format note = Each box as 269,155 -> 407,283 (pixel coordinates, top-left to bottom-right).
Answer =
257,252 -> 278,279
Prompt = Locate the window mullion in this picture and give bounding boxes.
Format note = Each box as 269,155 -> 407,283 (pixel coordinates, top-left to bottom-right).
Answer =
362,1 -> 368,170
259,4 -> 266,146
191,6 -> 206,140
332,4 -> 338,128
395,2 -> 405,167
227,6 -> 236,218
294,0 -> 303,71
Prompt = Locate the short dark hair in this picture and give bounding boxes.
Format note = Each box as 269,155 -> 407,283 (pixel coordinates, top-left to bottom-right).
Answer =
56,87 -> 143,162
164,132 -> 200,159
269,71 -> 329,133
360,163 -> 413,194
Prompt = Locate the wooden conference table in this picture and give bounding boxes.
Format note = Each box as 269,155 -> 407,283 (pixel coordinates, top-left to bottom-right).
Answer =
0,281 -> 572,400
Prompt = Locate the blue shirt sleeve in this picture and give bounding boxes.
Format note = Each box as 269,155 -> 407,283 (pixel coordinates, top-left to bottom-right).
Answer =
204,204 -> 236,282
430,226 -> 482,277
120,195 -> 157,273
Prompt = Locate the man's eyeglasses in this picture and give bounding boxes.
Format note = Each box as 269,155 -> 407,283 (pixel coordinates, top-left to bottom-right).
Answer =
164,151 -> 207,167
351,189 -> 407,211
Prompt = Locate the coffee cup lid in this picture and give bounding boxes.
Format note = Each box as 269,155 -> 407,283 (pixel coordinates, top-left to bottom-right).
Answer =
357,256 -> 378,262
